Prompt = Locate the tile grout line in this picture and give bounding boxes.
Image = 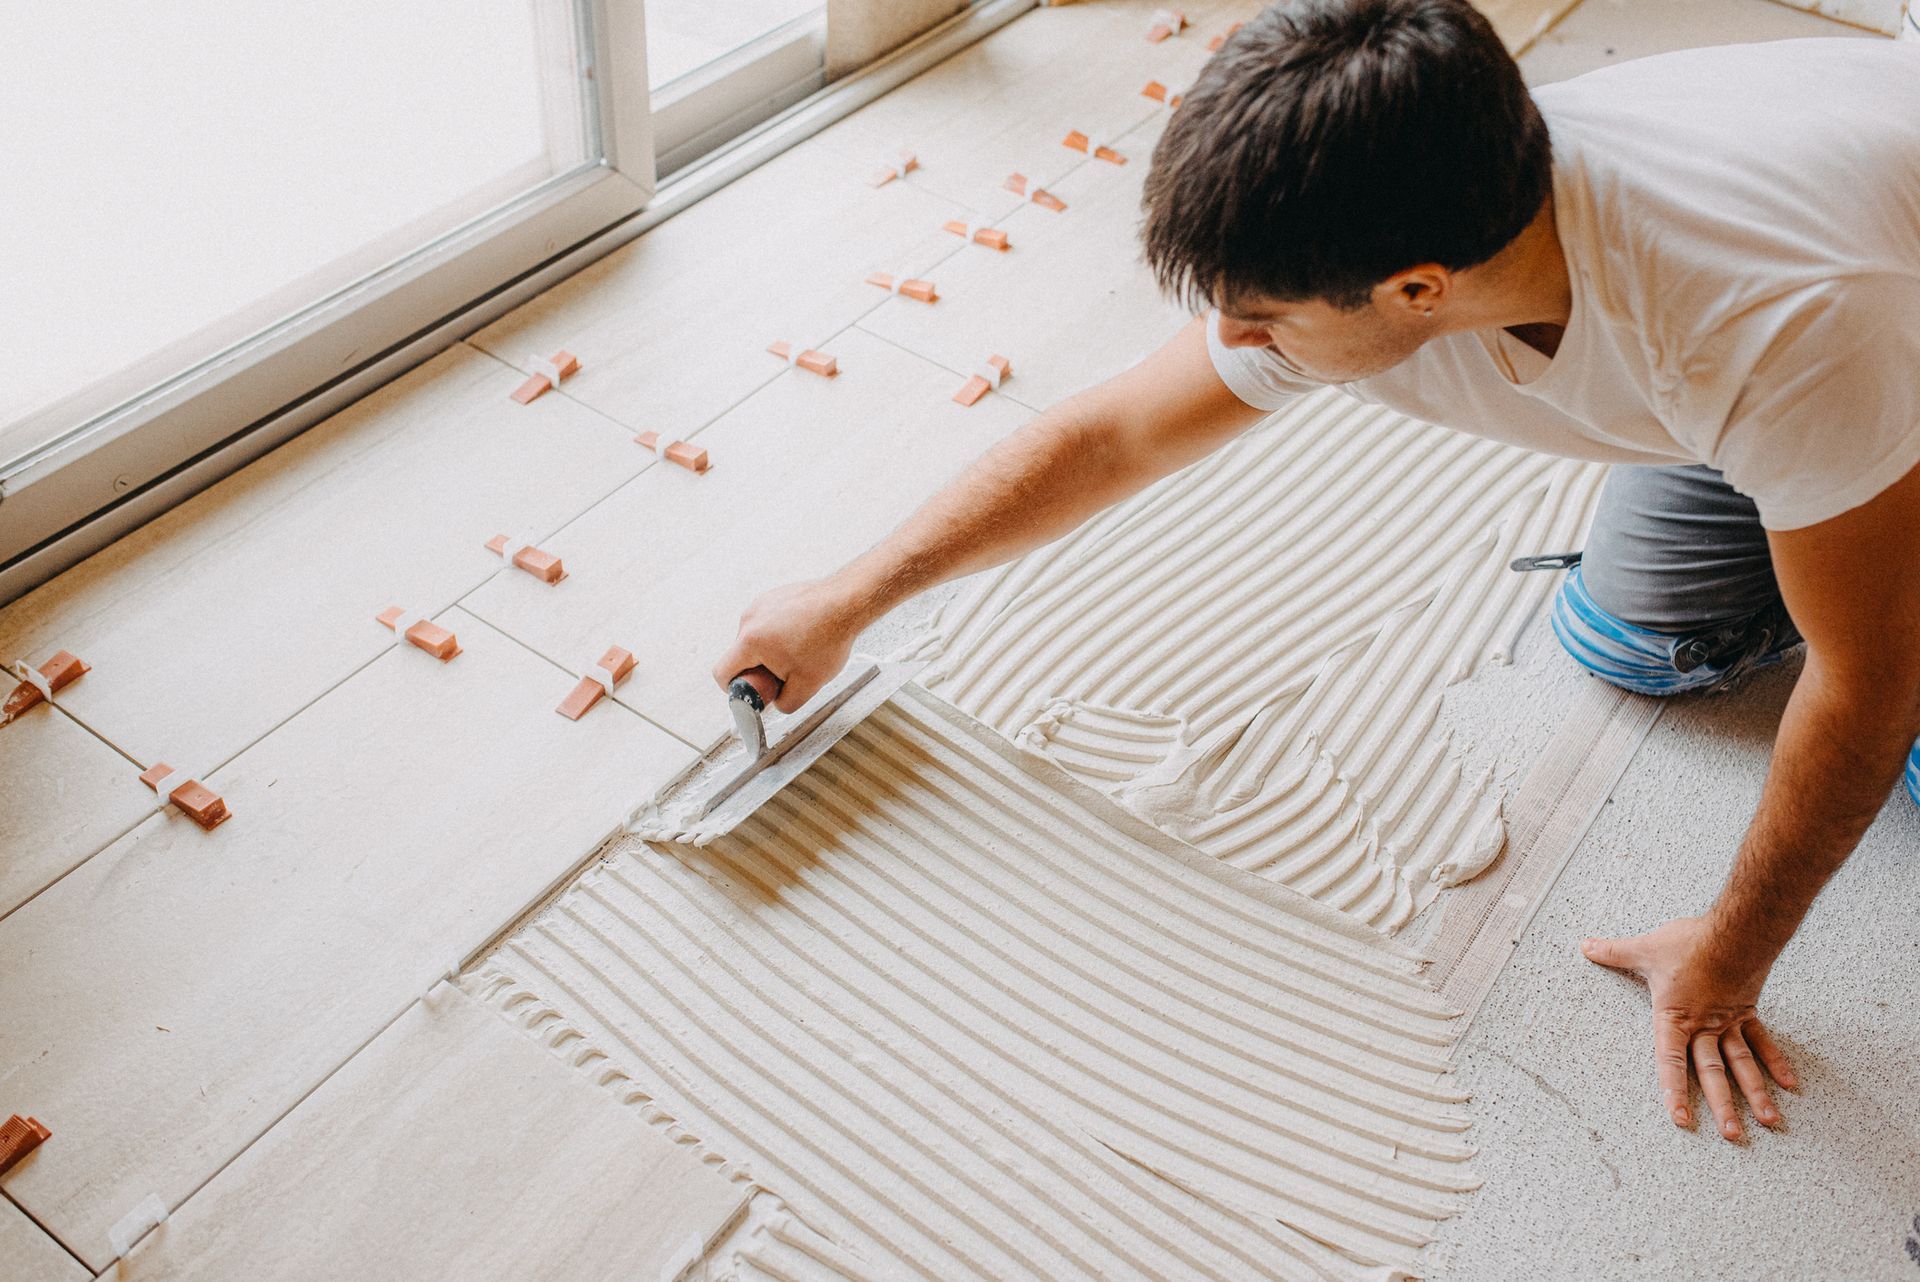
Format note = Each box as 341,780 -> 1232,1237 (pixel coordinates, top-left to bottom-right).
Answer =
463,172 -> 1014,449
0,598 -> 490,930
460,339 -> 665,447
453,190 -> 1010,567
848,324 -> 1048,415
1,1185 -> 89,1274
452,607 -> 705,754
6,618 -> 698,1257
115,987 -> 431,1271
5,343 -> 670,928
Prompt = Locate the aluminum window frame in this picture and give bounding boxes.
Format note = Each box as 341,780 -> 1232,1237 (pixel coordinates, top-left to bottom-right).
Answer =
649,9 -> 828,177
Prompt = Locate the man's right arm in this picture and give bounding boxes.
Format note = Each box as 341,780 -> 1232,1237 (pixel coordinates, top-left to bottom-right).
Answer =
714,314 -> 1269,710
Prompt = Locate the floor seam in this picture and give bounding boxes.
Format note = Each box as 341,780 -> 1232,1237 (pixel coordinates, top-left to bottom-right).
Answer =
1,1185 -> 89,1274
458,184 -> 1006,450
124,989 -> 429,1270
452,606 -> 705,753
0,597 -> 500,929
848,324 -> 1047,414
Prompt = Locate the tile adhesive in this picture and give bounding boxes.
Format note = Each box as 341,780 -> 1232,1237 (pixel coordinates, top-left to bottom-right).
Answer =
477,390 -> 1619,1278
483,686 -> 1477,1281
907,389 -> 1607,931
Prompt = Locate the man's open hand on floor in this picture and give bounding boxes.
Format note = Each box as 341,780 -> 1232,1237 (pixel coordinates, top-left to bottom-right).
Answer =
1582,916 -> 1798,1142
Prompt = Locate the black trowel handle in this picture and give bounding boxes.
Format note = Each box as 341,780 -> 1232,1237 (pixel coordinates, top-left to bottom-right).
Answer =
727,667 -> 782,758
728,666 -> 783,708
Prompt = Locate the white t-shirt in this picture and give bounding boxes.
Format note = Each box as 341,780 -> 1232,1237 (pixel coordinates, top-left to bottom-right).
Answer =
1207,38 -> 1920,531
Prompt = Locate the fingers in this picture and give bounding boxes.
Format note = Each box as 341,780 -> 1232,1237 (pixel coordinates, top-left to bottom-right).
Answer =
771,671 -> 824,714
1653,1014 -> 1693,1129
1721,1025 -> 1780,1129
1690,1030 -> 1743,1141
1580,934 -> 1639,972
712,636 -> 761,692
1744,1018 -> 1799,1091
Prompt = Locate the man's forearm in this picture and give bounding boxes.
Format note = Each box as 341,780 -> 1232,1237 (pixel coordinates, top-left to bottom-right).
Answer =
829,398 -> 1178,624
1702,657 -> 1920,979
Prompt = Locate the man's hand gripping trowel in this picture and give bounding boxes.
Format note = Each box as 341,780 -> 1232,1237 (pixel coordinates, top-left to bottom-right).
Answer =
625,656 -> 923,846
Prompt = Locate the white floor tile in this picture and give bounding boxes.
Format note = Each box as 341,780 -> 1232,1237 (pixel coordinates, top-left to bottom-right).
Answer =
0,345 -> 650,779
0,607 -> 692,1269
120,987 -> 745,1281
463,327 -> 1031,746
0,1199 -> 83,1282
0,701 -> 152,917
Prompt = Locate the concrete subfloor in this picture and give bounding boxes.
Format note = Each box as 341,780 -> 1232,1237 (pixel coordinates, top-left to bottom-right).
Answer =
1429,629 -> 1920,1279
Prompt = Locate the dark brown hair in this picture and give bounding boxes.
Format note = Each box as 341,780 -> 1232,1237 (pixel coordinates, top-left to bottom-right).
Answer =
1142,0 -> 1552,311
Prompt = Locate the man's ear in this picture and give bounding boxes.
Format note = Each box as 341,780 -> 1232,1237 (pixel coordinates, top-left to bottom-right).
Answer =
1377,265 -> 1450,318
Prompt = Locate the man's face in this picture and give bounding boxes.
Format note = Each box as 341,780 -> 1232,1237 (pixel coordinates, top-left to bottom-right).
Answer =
1214,287 -> 1433,384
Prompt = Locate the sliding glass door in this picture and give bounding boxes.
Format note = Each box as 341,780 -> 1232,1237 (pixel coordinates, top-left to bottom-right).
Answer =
1,0 -> 652,573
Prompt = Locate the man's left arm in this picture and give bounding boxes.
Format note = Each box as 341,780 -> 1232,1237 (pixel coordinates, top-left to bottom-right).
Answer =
1581,456 -> 1920,1141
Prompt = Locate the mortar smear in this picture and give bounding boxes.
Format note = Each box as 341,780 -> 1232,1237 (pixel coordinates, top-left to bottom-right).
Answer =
904,387 -> 1606,931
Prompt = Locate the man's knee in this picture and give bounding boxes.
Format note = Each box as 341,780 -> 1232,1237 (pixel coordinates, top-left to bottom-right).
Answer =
1550,564 -> 1732,695
1551,563 -> 1801,696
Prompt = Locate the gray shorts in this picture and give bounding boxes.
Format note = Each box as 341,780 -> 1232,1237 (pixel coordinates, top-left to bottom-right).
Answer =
1580,463 -> 1793,633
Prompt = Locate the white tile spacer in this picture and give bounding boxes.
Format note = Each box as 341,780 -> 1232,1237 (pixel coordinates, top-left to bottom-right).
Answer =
1082,134 -> 1112,157
872,148 -> 915,182
773,341 -> 804,368
426,963 -> 459,999
108,1192 -> 169,1260
527,353 -> 569,389
8,658 -> 54,702
953,221 -> 987,242
584,656 -> 621,698
974,360 -> 1007,390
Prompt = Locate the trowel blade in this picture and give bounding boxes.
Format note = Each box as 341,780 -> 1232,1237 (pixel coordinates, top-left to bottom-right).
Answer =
631,658 -> 924,845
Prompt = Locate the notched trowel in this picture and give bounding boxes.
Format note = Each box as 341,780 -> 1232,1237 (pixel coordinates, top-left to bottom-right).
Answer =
627,656 -> 925,846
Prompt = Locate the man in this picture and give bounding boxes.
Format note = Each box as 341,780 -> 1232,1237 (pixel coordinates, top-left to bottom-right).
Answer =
714,0 -> 1920,1143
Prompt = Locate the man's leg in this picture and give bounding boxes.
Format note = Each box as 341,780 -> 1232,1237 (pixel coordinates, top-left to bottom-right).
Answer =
1549,463 -> 1920,808
1550,463 -> 1800,694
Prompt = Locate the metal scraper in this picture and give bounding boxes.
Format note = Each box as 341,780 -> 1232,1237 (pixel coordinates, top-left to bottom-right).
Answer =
626,656 -> 924,845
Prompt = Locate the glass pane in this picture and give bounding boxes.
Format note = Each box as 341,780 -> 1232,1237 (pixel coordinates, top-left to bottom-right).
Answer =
646,0 -> 823,92
1,0 -> 599,473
